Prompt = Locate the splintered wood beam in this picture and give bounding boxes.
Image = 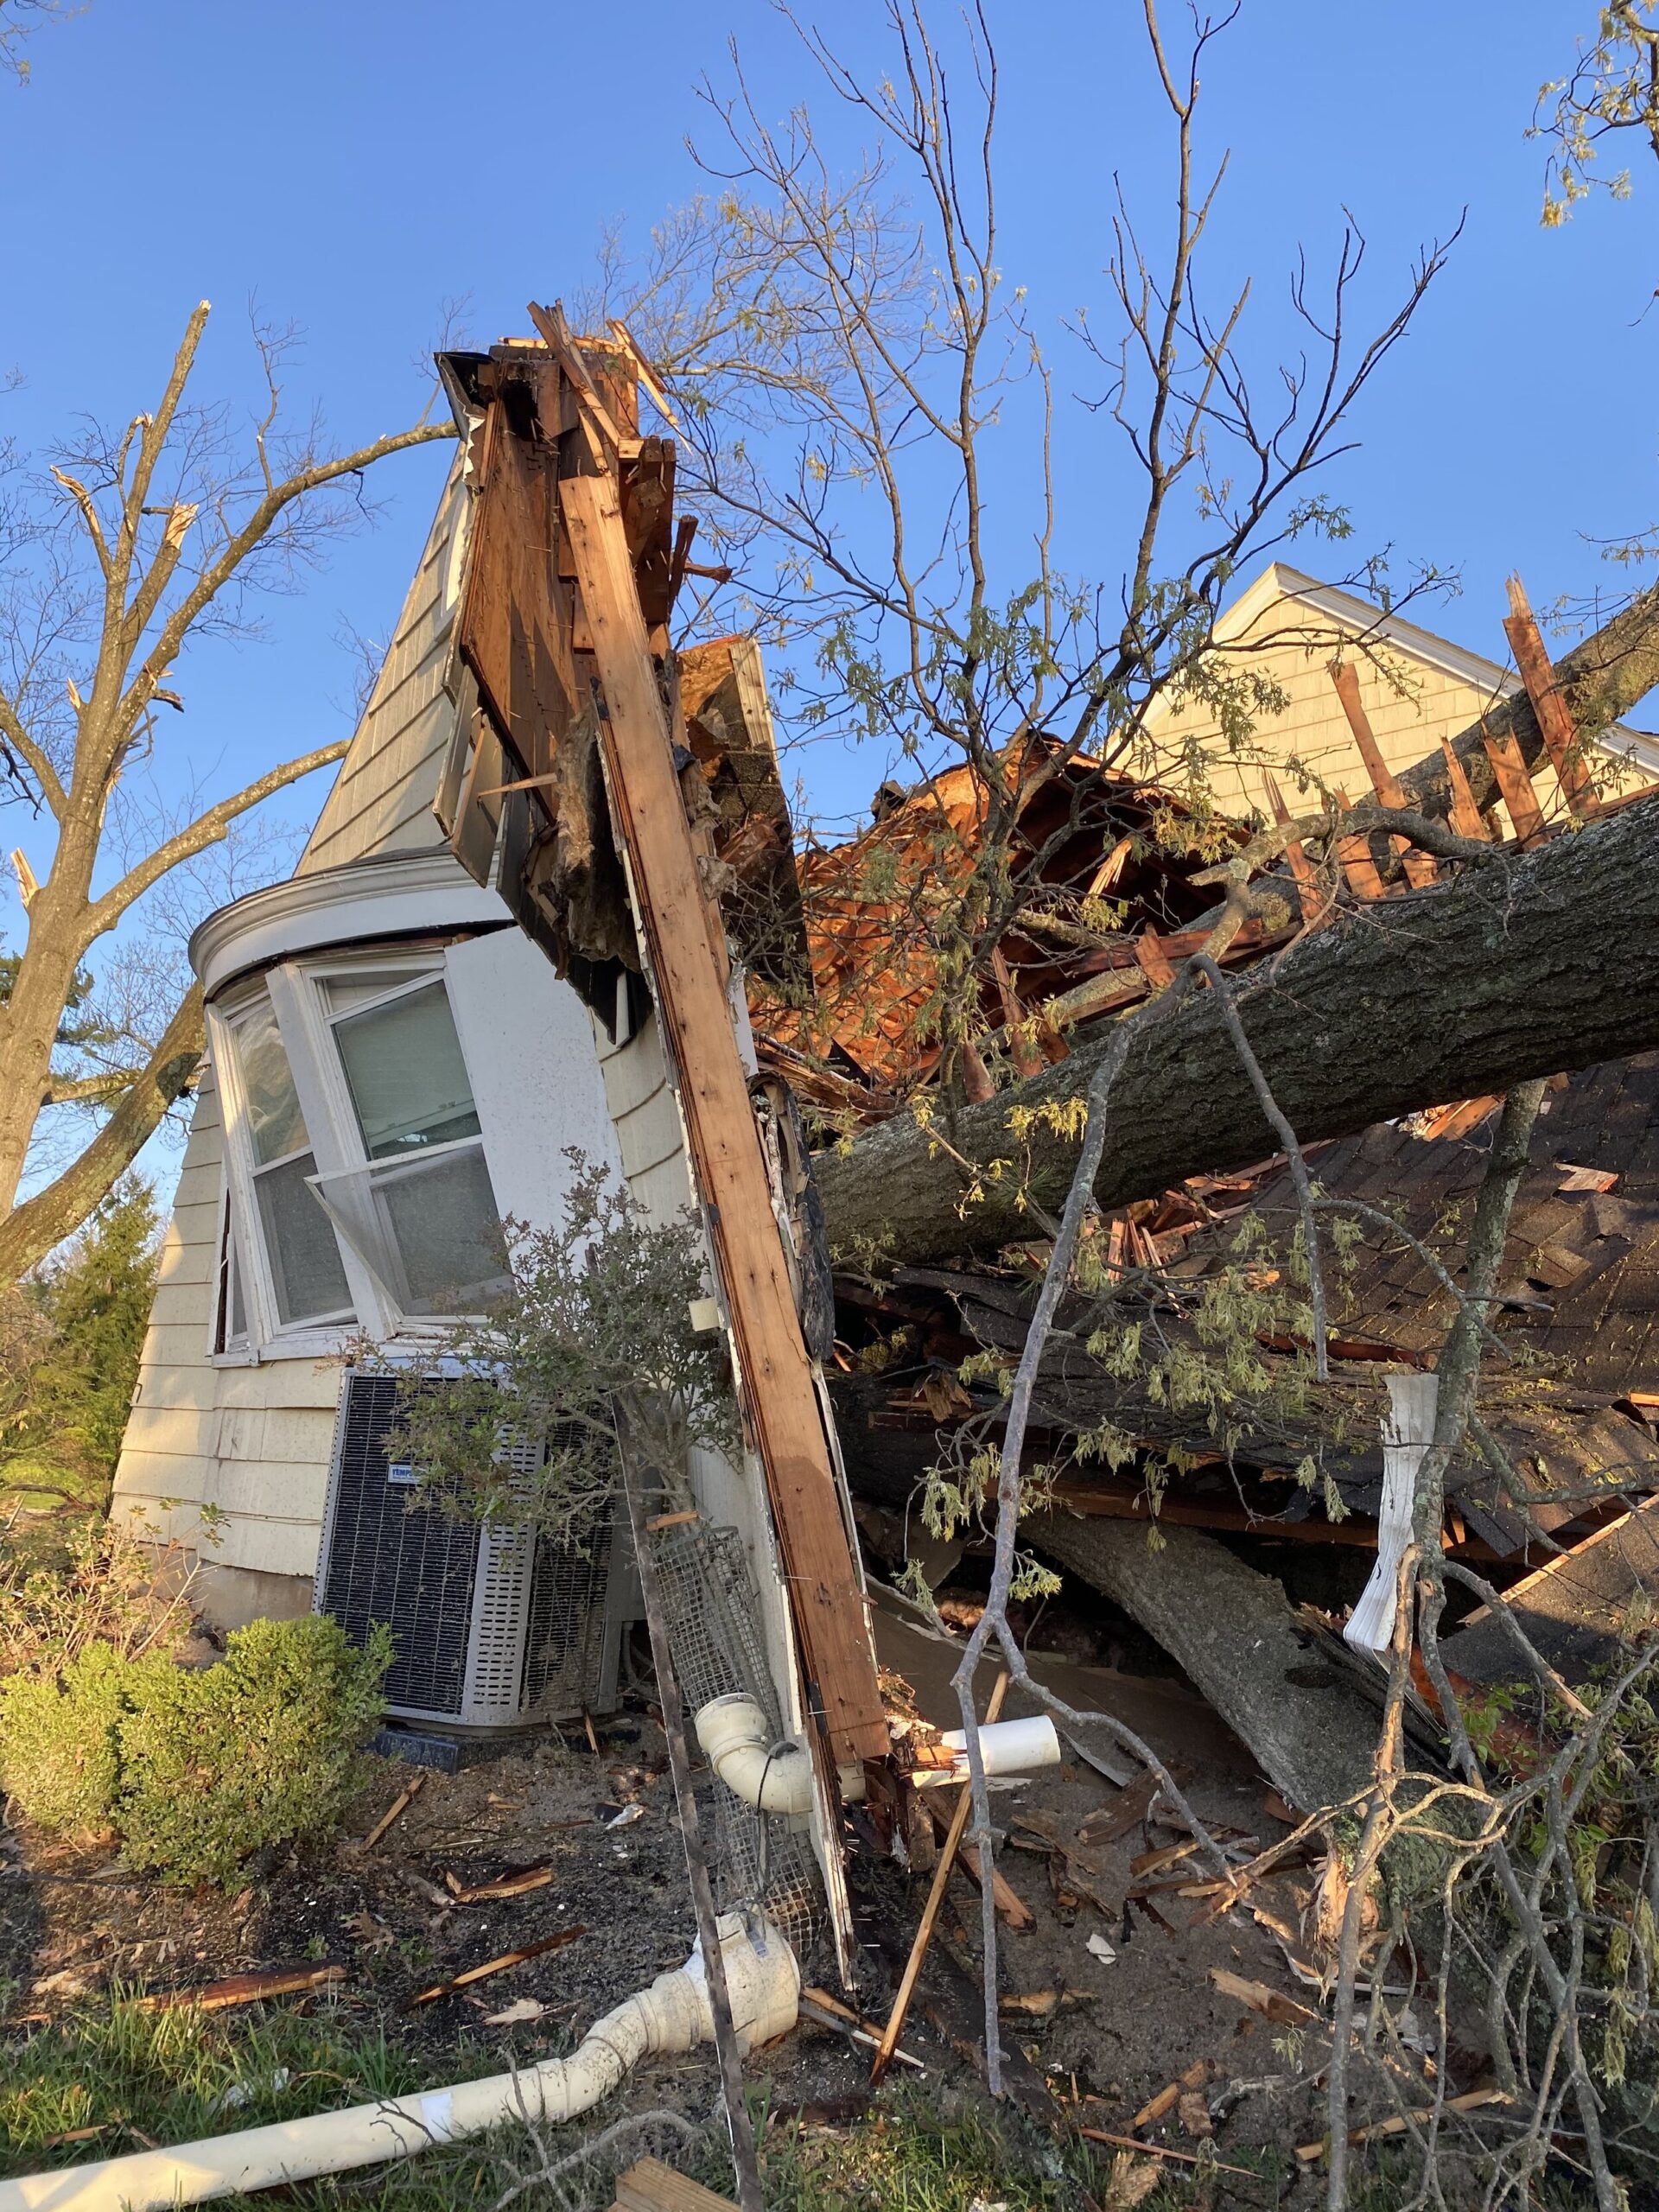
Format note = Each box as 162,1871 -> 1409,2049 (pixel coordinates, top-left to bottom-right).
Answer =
1479,716 -> 1548,844
1262,771 -> 1326,921
1331,788 -> 1388,900
991,947 -> 1043,1078
1439,738 -> 1491,842
1504,574 -> 1596,817
559,472 -> 887,1772
869,1670 -> 1010,2085
1327,660 -> 1438,887
1135,931 -> 1178,987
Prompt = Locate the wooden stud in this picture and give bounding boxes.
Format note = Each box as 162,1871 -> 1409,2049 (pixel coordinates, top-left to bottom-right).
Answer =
1135,931 -> 1178,988
1503,573 -> 1596,817
1326,660 -> 1437,887
868,1670 -> 1010,2085
1479,717 -> 1548,845
991,946 -> 1042,1078
1086,833 -> 1133,899
559,474 -> 887,1773
1439,739 -> 1491,842
1262,771 -> 1325,922
960,1039 -> 996,1102
1331,788 -> 1388,901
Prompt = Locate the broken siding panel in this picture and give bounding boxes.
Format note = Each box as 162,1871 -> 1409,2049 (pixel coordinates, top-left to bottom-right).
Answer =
594,1019 -> 693,1226
215,1362 -> 346,1413
297,460 -> 467,876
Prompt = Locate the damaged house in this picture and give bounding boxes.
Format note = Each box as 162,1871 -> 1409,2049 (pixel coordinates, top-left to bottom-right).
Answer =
110,321 -> 1659,1951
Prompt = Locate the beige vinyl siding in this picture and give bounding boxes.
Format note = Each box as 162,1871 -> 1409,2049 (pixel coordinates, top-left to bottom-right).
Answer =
111,1062 -> 344,1582
594,1016 -> 700,1227
1135,564 -> 1639,837
297,461 -> 467,876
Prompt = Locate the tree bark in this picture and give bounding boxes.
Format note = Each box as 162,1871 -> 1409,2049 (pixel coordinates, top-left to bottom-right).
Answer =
0,985 -> 203,1278
816,791 -> 1659,1265
1029,1515 -> 1381,1815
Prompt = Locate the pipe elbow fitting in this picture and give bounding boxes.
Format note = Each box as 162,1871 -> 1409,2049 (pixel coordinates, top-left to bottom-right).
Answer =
694,1694 -> 814,1818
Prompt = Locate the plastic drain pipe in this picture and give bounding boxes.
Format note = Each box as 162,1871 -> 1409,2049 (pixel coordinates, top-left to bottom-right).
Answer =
0,1916 -> 798,2212
695,1694 -> 816,1818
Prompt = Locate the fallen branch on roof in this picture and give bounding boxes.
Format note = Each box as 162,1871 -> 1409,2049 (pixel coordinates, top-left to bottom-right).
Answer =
816,791 -> 1659,1266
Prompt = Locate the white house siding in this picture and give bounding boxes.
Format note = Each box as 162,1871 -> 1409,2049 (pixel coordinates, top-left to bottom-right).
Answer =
111,1068 -> 346,1618
296,460 -> 467,877
1135,564 -> 1647,837
113,930 -> 633,1627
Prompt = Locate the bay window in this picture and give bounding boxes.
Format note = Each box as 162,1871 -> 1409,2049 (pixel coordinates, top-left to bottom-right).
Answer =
226,995 -> 353,1329
212,954 -> 508,1356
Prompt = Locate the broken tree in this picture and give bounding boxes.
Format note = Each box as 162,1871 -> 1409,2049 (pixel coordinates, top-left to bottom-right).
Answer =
816,787 -> 1659,1265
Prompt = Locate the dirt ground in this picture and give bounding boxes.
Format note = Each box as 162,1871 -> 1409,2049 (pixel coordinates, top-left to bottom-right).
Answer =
0,1591 -> 1341,2176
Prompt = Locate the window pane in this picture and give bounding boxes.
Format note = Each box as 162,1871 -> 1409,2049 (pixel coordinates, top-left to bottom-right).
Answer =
320,970 -> 427,1016
236,1000 -> 309,1166
254,1153 -> 353,1325
377,1146 -> 507,1316
333,980 -> 481,1161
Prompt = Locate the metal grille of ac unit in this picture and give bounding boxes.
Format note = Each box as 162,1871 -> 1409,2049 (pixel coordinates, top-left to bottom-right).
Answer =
315,1373 -> 621,1730
318,1373 -> 477,1717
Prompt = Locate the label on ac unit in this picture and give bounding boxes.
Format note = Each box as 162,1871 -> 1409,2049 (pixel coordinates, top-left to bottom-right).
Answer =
385,1463 -> 417,1487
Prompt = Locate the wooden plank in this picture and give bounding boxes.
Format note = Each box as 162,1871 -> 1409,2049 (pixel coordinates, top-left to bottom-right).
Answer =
1135,931 -> 1178,988
613,2156 -> 735,2211
1504,574 -> 1596,817
868,1670 -> 1009,2085
991,947 -> 1042,1078
1262,770 -> 1325,922
1331,788 -> 1388,901
1327,660 -> 1438,886
559,473 -> 887,1771
1480,718 -> 1548,844
1440,738 -> 1491,842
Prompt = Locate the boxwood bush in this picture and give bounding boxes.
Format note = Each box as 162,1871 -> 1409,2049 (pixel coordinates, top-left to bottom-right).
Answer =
0,1614 -> 391,1886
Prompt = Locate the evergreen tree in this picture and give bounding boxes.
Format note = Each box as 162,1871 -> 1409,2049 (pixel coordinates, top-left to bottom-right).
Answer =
0,1180 -> 158,1535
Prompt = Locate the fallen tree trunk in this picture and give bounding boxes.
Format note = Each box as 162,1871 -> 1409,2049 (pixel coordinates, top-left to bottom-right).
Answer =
1029,1515 -> 1381,1815
817,791 -> 1659,1265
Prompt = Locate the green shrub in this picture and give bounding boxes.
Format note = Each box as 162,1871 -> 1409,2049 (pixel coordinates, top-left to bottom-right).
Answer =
116,1617 -> 392,1887
0,1641 -> 156,1838
0,1614 -> 391,1886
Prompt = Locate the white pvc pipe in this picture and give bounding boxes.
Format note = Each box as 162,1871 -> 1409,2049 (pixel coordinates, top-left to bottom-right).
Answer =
695,1694 -> 815,1816
0,1916 -> 798,2212
940,1713 -> 1063,1778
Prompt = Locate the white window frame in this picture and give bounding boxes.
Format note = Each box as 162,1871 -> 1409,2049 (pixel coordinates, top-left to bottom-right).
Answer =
207,950 -> 505,1361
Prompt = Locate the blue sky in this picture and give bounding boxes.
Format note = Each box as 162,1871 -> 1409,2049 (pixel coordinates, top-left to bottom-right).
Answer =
3,0 -> 1654,1196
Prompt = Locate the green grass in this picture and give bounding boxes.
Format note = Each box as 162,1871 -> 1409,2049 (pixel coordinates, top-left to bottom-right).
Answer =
0,1993 -> 448,2169
18,1993 -> 1582,2212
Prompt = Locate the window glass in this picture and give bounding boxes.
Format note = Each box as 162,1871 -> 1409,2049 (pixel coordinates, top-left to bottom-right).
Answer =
319,970 -> 427,1016
332,980 -> 482,1161
255,1153 -> 353,1325
237,1001 -> 309,1166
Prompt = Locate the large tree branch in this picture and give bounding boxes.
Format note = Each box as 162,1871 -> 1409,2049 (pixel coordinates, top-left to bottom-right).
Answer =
107,419 -> 456,771
0,984 -> 203,1277
0,684 -> 66,817
79,736 -> 350,946
816,790 -> 1659,1263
